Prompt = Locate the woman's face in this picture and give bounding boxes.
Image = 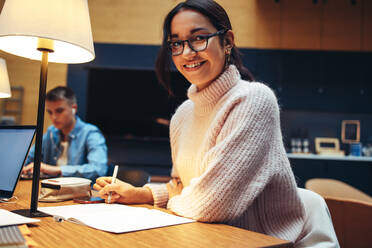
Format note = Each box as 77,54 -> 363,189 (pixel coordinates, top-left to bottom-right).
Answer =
170,9 -> 229,91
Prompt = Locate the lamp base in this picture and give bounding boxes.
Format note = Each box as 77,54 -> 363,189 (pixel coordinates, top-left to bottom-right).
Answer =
11,209 -> 50,218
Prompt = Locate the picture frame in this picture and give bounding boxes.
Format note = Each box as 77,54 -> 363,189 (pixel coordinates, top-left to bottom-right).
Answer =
341,120 -> 360,144
315,137 -> 344,156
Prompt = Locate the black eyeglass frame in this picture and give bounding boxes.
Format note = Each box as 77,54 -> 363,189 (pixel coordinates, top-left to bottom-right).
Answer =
167,29 -> 228,56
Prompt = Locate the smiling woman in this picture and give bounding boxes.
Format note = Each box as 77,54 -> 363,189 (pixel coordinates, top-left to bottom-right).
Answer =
93,1 -> 339,247
168,10 -> 228,91
155,0 -> 253,95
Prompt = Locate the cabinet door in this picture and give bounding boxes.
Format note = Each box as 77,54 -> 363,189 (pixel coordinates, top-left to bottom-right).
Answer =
321,0 -> 362,51
255,0 -> 281,49
218,0 -> 257,48
281,0 -> 322,50
363,0 -> 372,51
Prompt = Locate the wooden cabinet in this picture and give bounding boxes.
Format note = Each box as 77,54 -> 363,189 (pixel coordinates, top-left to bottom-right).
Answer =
219,0 -> 257,48
321,0 -> 362,51
85,0 -> 370,51
363,0 -> 372,51
251,0 -> 366,51
255,0 -> 281,49
280,0 -> 322,50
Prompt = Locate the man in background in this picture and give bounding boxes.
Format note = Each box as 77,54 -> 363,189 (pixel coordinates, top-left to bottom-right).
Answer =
22,86 -> 108,181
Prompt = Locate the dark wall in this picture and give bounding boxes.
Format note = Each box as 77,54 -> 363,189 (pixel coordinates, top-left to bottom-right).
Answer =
246,50 -> 372,114
85,67 -> 188,138
67,43 -> 160,119
291,158 -> 372,196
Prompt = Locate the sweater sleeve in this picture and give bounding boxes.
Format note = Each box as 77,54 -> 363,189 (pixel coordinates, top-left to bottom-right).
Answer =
144,183 -> 169,208
167,84 -> 281,222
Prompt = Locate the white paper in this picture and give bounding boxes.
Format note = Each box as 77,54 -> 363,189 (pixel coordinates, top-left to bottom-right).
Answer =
0,209 -> 40,226
38,203 -> 194,233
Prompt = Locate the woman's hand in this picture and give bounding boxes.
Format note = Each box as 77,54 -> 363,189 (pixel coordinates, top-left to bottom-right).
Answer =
166,178 -> 183,199
93,177 -> 153,204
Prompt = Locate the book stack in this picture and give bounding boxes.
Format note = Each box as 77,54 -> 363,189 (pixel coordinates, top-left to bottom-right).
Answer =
0,225 -> 27,248
0,209 -> 40,247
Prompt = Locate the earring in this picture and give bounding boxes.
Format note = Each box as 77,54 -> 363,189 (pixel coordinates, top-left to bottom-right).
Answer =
225,48 -> 231,66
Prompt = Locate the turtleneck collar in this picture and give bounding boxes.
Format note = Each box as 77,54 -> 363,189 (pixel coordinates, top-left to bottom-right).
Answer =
187,65 -> 241,115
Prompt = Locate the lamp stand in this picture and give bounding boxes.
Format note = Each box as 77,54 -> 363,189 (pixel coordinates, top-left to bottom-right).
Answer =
12,50 -> 51,217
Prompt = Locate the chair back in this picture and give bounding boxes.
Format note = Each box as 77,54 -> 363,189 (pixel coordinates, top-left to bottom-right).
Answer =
305,178 -> 372,248
305,178 -> 372,203
324,197 -> 372,248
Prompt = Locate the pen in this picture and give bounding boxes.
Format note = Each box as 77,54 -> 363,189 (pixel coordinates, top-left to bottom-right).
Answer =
107,165 -> 119,204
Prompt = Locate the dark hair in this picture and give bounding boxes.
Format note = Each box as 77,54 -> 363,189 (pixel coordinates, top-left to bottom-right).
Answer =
155,0 -> 254,95
46,86 -> 76,105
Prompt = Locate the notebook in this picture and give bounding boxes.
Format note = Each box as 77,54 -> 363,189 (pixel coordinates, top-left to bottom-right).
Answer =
0,125 -> 36,200
38,203 -> 195,233
0,209 -> 40,227
0,225 -> 27,248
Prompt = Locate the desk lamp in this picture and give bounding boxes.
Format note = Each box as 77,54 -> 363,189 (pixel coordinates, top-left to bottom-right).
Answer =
0,58 -> 11,98
0,0 -> 95,217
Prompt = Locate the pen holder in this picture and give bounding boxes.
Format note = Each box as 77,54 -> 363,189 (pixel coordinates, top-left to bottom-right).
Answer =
39,177 -> 92,202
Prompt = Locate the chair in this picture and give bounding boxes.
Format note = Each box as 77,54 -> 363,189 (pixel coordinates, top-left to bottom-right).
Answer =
305,178 -> 372,248
305,178 -> 372,203
296,188 -> 340,248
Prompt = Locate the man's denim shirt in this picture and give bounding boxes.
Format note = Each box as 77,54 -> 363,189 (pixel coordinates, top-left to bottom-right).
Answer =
26,117 -> 108,181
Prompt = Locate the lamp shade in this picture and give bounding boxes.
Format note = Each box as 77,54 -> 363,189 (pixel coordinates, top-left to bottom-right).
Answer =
0,0 -> 95,64
0,58 -> 11,98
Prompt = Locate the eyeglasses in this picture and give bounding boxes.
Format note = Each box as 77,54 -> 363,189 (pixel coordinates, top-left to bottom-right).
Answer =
168,29 -> 227,56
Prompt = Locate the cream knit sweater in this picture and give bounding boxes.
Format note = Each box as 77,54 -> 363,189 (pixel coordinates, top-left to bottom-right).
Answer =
146,65 -> 305,243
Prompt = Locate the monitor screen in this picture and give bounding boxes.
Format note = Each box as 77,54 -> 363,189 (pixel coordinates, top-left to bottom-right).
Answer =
0,126 -> 35,198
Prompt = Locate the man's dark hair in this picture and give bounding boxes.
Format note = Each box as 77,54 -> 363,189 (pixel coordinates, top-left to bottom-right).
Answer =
46,86 -> 76,105
155,0 -> 254,95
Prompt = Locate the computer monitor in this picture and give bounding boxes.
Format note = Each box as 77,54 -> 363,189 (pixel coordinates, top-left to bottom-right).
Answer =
0,126 -> 36,200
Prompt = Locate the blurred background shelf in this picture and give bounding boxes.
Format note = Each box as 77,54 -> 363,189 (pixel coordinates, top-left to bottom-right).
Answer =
287,153 -> 372,162
0,85 -> 24,125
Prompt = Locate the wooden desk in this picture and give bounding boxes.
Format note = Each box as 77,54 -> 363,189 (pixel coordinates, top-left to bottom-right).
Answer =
1,181 -> 293,248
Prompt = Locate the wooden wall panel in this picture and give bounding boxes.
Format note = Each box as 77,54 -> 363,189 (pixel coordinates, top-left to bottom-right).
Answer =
362,0 -> 372,51
89,0 -> 258,47
87,0 -> 367,51
321,0 -> 362,51
218,0 -> 256,48
88,0 -> 183,44
280,0 -> 321,50
254,0 -> 281,49
0,51 -> 67,127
